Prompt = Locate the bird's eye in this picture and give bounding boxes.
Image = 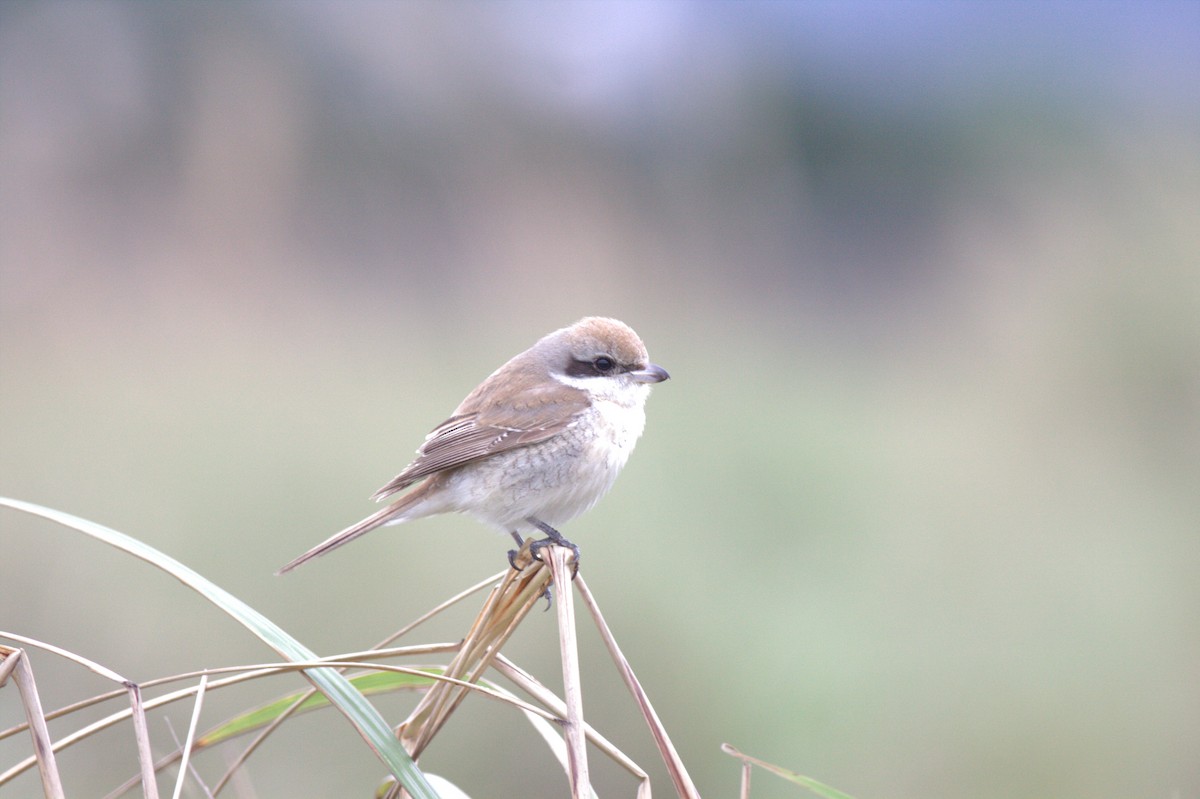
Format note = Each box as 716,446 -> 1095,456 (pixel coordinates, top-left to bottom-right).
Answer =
593,356 -> 615,373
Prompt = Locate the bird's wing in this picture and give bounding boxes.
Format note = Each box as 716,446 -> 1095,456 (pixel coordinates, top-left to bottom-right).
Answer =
371,377 -> 589,500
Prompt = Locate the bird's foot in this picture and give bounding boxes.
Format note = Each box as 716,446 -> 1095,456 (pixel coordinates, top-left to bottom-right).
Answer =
507,531 -> 556,608
527,520 -> 580,579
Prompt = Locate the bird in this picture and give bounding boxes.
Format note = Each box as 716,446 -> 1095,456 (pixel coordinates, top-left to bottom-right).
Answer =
278,317 -> 669,575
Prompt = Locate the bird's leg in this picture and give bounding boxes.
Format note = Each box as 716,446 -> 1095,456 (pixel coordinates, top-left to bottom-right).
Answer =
507,530 -> 526,570
526,518 -> 580,578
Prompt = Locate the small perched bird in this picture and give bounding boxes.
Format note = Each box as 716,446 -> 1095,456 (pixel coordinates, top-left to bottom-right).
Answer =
278,317 -> 669,574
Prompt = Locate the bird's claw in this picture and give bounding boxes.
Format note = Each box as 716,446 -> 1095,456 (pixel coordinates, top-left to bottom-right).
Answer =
529,538 -> 580,579
507,543 -> 557,608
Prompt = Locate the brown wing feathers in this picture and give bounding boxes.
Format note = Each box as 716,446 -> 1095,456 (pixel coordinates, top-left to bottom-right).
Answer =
371,377 -> 589,500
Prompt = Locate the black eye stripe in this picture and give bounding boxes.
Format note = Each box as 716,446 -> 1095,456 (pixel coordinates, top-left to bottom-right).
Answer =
565,359 -> 602,378
565,357 -> 624,378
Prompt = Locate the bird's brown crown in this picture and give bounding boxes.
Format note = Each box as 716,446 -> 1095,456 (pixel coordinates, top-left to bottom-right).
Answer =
553,316 -> 650,371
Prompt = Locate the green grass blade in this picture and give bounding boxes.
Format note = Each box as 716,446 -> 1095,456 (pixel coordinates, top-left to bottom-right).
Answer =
197,670 -> 440,747
1,497 -> 440,799
722,744 -> 858,799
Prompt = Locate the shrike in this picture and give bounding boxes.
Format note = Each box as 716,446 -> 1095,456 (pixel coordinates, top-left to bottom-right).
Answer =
278,317 -> 669,574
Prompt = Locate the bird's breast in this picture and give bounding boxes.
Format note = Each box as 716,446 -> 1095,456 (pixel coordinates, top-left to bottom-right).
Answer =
451,399 -> 647,530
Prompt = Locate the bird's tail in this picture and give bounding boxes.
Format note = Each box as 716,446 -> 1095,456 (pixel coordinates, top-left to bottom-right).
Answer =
277,497 -> 413,575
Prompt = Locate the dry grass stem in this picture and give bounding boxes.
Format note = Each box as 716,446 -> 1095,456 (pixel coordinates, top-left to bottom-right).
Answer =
103,658 -> 539,799
492,654 -> 649,792
207,685 -> 305,797
3,645 -> 449,747
126,682 -> 160,799
1,645 -> 65,799
4,661 -> 340,788
575,575 -> 701,799
375,570 -> 508,651
2,631 -> 128,683
396,541 -> 552,779
548,545 -> 590,798
6,540 -> 693,799
171,674 -> 207,799
207,639 -> 468,796
720,744 -> 857,799
7,655 -> 493,796
5,654 -> 419,753
208,570 -> 500,791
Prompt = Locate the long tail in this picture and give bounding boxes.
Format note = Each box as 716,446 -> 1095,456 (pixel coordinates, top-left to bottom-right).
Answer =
277,499 -> 410,575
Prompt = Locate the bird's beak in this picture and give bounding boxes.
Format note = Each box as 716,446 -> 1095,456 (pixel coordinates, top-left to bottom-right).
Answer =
630,363 -> 670,384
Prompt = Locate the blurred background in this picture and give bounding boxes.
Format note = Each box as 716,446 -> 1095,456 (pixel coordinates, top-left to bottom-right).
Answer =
2,1 -> 1198,797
